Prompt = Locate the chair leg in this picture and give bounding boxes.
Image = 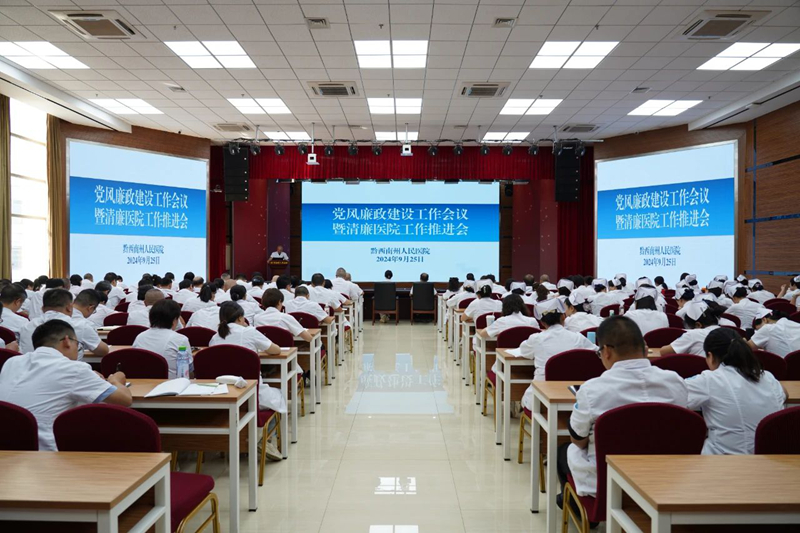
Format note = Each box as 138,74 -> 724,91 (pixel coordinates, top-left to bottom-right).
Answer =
195,451 -> 204,474
175,491 -> 220,533
539,452 -> 546,493
171,451 -> 178,471
482,379 -> 489,416
562,482 -> 590,533
259,424 -> 268,486
276,413 -> 282,454
300,380 -> 305,417
518,416 -> 526,464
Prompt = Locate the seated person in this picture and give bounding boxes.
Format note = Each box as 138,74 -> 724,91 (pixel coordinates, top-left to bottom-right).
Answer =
777,275 -> 800,302
623,286 -> 669,336
182,283 -> 217,313
409,272 -> 434,297
724,284 -> 765,330
19,289 -> 108,360
0,283 -> 29,338
463,285 -> 502,323
539,274 -> 557,292
560,316 -> 688,500
133,299 -> 191,378
688,327 -> 786,455
477,294 -> 538,349
80,273 -> 95,290
588,278 -> 625,316
68,274 -> 84,298
442,277 -> 460,301
254,289 -> 313,343
157,276 -> 176,298
249,276 -> 266,300
446,282 -> 476,309
563,293 -> 601,333
285,286 -> 334,325
660,301 -> 724,357
27,278 -> 66,319
128,289 -> 165,327
0,320 -> 131,450
173,279 -> 196,304
276,275 -> 294,302
748,308 -> 800,357
0,305 -> 19,351
230,284 -> 261,324
746,279 -> 776,304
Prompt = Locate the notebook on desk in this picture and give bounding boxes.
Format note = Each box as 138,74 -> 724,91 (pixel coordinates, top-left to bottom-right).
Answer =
144,378 -> 229,398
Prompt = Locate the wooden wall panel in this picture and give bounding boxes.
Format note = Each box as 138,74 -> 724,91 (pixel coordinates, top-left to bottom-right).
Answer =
60,122 -> 209,160
755,160 -> 800,219
754,219 -> 800,273
750,100 -> 800,164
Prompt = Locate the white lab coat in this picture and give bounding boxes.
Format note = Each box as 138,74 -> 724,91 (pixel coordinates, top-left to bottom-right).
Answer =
751,318 -> 800,357
563,312 -> 602,334
0,308 -> 28,338
567,358 -> 689,497
687,364 -> 785,455
446,292 -> 475,309
279,289 -> 295,302
254,307 -> 306,337
235,299 -> 262,325
270,252 -> 289,260
182,298 -> 217,313
187,306 -> 221,330
725,299 -> 766,329
519,324 -> 598,387
669,325 -> 720,356
748,290 -> 776,304
332,277 -> 362,300
463,297 -> 502,320
588,291 -> 626,316
480,312 -> 539,352
782,288 -> 800,302
132,328 -> 191,378
19,310 -> 102,360
69,286 -> 83,298
624,309 -> 669,336
80,279 -> 95,290
87,305 -> 116,328
127,305 -> 152,327
173,289 -> 197,305
285,297 -> 328,322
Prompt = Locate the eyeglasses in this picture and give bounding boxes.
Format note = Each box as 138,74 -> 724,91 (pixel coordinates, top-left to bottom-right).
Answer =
67,337 -> 79,345
596,344 -> 615,358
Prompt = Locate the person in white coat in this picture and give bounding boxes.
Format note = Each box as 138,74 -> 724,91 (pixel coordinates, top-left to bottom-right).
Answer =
0,283 -> 29,339
68,275 -> 84,298
254,289 -> 313,343
623,286 -> 669,336
230,285 -> 261,325
477,294 -> 539,350
127,288 -> 164,327
724,285 -> 765,330
776,275 -> 800,302
539,275 -> 557,292
182,283 -> 218,313
80,274 -> 95,290
173,279 -> 197,305
706,280 -> 734,309
660,300 -> 724,357
284,286 -> 334,325
687,327 -> 786,455
132,299 -> 192,378
588,279 -> 625,316
563,293 -> 602,334
447,282 -> 476,310
559,316 -> 689,500
747,279 -> 776,304
332,268 -> 363,301
27,278 -> 67,319
463,285 -> 502,322
748,308 -> 800,357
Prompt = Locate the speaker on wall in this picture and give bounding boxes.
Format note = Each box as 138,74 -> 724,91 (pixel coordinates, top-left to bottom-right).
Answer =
554,144 -> 580,202
224,148 -> 250,202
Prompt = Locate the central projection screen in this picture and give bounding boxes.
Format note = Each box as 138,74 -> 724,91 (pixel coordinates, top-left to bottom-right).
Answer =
595,142 -> 736,285
302,182 -> 499,281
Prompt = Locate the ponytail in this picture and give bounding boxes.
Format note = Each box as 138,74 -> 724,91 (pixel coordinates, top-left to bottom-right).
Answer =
733,287 -> 749,299
703,327 -> 763,382
477,285 -> 492,298
217,301 -> 243,339
199,283 -> 217,303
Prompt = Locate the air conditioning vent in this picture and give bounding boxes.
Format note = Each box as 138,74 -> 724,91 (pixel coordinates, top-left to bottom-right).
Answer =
308,82 -> 359,97
50,11 -> 148,41
164,83 -> 186,93
459,82 -> 509,98
630,87 -> 650,94
306,18 -> 330,29
214,123 -> 253,133
493,18 -> 516,28
560,124 -> 598,134
676,10 -> 768,41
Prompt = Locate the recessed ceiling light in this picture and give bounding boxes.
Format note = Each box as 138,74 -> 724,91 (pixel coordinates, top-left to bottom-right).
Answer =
355,41 -> 391,55
628,99 -> 701,117
697,41 -> 800,71
718,42 -> 769,57
0,41 -> 88,70
355,40 -> 428,69
754,43 -> 800,58
375,131 -> 419,141
538,42 -> 580,56
263,131 -> 289,140
530,41 -> 617,70
358,55 -> 392,68
529,56 -> 568,69
165,40 -> 255,69
499,98 -> 562,116
228,97 -> 292,115
165,41 -> 209,56
392,40 -> 428,55
368,97 -> 422,115
730,57 -> 782,71
697,57 -> 743,70
91,98 -> 163,115
202,41 -> 246,56
573,41 -> 618,56
393,55 -> 426,68
182,56 -> 223,69
286,131 -> 311,141
217,55 -> 256,69
5,56 -> 56,69
504,132 -> 529,142
563,56 -> 605,69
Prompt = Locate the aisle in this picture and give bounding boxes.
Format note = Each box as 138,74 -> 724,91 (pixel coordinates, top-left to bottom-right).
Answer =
189,322 -> 553,532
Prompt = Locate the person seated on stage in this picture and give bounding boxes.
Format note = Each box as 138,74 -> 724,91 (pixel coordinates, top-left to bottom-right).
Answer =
68,275 -> 84,298
127,289 -> 165,327
478,293 -> 538,341
558,316 -> 688,502
182,283 -> 217,313
563,293 -> 602,334
80,273 -> 95,290
249,276 -> 266,299
748,308 -> 800,357
133,299 -> 191,378
284,286 -> 334,325
19,289 -> 108,360
409,272 -> 434,298
270,245 -> 289,262
173,279 -> 195,305
384,270 -> 393,281
276,275 -> 295,302
623,286 -> 669,336
539,275 -> 557,292
0,320 -> 131,451
463,285 -> 501,323
255,289 -> 313,342
660,301 -> 724,357
0,283 -> 29,338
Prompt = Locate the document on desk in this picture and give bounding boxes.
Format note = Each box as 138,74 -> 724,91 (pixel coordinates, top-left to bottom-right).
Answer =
504,348 -> 523,357
145,378 -> 228,397
179,383 -> 229,396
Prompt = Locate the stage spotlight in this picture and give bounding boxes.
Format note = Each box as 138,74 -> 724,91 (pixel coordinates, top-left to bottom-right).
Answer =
324,145 -> 334,157
504,183 -> 513,197
274,144 -> 285,156
372,144 -> 382,156
348,143 -> 358,156
250,143 -> 261,156
480,144 -> 490,156
502,144 -> 513,156
428,145 -> 438,156
454,143 -> 463,156
528,144 -> 538,156
577,142 -> 586,157
298,143 -> 308,155
227,142 -> 239,155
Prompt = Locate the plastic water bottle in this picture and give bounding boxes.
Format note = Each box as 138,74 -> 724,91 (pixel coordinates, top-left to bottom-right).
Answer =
176,346 -> 191,379
485,315 -> 495,327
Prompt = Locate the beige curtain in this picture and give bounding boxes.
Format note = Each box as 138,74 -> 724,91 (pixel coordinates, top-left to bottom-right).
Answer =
47,115 -> 66,277
0,96 -> 10,279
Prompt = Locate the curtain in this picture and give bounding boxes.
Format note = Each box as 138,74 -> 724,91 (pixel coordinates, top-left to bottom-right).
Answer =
557,146 -> 596,278
0,95 -> 9,279
47,115 -> 66,277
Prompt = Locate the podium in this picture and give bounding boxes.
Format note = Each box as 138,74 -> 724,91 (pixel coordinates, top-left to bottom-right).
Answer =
268,259 -> 289,278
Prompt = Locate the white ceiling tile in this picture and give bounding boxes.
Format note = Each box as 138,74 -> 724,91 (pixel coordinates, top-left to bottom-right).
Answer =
558,5 -> 609,25
278,41 -> 319,55
390,24 -> 430,39
299,4 -> 348,23
640,5 -> 697,25
546,25 -> 592,40
0,7 -> 58,25
171,5 -> 224,25
623,25 -> 674,42
269,24 -> 313,41
0,25 -> 47,41
313,41 -> 356,55
390,4 -> 432,24
507,25 -> 551,42
322,56 -> 358,69
257,4 -> 306,24
144,24 -> 197,41
216,5 -> 263,25
430,24 -> 472,41
432,4 -> 477,24
185,24 -> 236,40
240,42 -> 282,55
516,5 -> 565,25
600,5 -> 653,25
468,25 -> 511,42
27,26 -> 84,43
125,6 -> 182,25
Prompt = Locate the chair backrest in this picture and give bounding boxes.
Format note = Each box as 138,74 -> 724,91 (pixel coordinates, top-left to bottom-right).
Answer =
180,326 -> 216,347
580,327 -> 598,338
665,313 -> 684,329
545,350 -> 605,381
754,406 -> 800,455
592,403 -> 706,521
54,404 -> 160,453
764,299 -> 797,314
664,302 -> 678,315
623,297 -> 634,311
180,310 -> 194,324
100,348 -> 168,379
103,312 -> 129,326
411,282 -> 435,311
497,326 -> 539,348
457,297 -> 475,310
489,293 -> 503,301
599,304 -> 620,318
0,401 -> 38,450
0,349 -> 20,374
194,345 -> 261,381
663,289 -> 675,299
643,327 -> 686,348
790,311 -> 800,324
106,325 -> 148,345
651,354 -> 708,379
114,301 -> 129,313
720,313 -> 741,328
256,325 -> 295,347
373,282 -> 397,311
289,312 -> 320,329
753,349 -> 787,380
721,325 -> 747,339
475,312 -> 503,330
785,350 -> 800,380
0,326 -> 16,344
525,304 -> 534,316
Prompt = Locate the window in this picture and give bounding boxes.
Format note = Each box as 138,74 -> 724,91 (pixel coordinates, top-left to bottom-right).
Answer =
10,99 -> 49,280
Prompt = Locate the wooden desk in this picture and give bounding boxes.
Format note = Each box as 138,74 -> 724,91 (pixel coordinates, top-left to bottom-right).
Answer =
460,318 -> 476,384
320,320 -> 338,381
437,294 -> 445,334
130,378 -> 258,533
607,455 -> 800,533
96,326 -> 121,341
260,347 -> 299,457
334,309 -> 346,365
494,348 -> 536,460
784,381 -> 800,404
0,451 -> 170,533
473,335 -> 497,407
295,329 -> 322,411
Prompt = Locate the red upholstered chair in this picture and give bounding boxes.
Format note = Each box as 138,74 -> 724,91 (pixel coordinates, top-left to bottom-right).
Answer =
525,304 -> 535,316
483,326 -> 539,424
103,312 -> 129,326
786,350 -> 800,381
0,401 -> 38,450
664,302 -> 678,315
599,304 -> 620,317
257,325 -> 308,410
180,326 -> 216,348
194,346 -> 280,485
580,327 -> 597,338
53,404 -> 220,533
643,327 -> 686,348
721,313 -> 741,328
665,313 -> 684,329
651,354 -> 708,379
0,349 -> 20,373
106,325 -> 148,345
755,406 -> 800,455
563,403 -> 706,533
790,311 -> 800,324
663,289 -> 675,299
475,312 -> 503,330
457,297 -> 475,310
180,310 -> 194,324
622,297 -> 634,311
753,349 -> 787,380
0,326 -> 15,345
764,299 -> 798,314
489,293 -> 503,301
290,312 -> 320,329
114,301 -> 129,313
100,348 -> 168,379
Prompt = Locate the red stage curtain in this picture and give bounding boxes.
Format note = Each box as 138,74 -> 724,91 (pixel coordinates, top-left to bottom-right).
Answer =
208,146 -> 227,278
556,146 -> 595,278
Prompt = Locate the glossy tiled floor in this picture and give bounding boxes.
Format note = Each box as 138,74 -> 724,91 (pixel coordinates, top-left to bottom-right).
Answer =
185,322 -> 563,532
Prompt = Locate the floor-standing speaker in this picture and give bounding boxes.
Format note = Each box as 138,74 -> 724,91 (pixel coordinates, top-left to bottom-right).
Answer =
555,145 -> 580,202
224,148 -> 250,202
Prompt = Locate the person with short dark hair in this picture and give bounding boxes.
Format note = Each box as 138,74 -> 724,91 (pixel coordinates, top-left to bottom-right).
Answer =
68,274 -> 84,298
132,299 -> 191,378
255,288 -> 313,342
173,279 -> 196,304
0,306 -> 19,351
72,289 -> 102,322
230,284 -> 261,324
284,286 -> 334,324
308,273 -> 349,310
463,285 -> 501,323
0,283 -> 28,338
688,327 -> 786,455
182,283 -> 217,313
0,319 -> 131,450
127,289 -> 165,327
275,275 -> 294,302
558,315 -> 688,501
249,276 -> 266,299
26,278 -> 66,319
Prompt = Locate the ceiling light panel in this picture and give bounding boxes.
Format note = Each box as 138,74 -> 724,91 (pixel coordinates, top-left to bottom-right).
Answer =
368,98 -> 422,115
228,97 -> 292,115
165,41 -> 255,69
530,41 -> 618,70
697,42 -> 800,71
90,98 -> 163,115
262,131 -> 310,141
628,99 -> 701,117
355,40 -> 428,69
375,131 -> 419,141
499,98 -> 562,116
0,41 -> 88,70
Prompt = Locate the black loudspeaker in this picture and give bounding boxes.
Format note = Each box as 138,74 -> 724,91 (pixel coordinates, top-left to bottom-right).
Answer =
555,145 -> 580,202
224,149 -> 249,202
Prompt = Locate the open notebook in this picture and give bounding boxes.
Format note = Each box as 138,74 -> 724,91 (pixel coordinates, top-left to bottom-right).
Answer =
144,378 -> 229,398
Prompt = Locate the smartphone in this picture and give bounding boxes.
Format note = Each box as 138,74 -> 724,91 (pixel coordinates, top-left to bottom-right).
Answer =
568,385 -> 580,396
587,331 -> 596,344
